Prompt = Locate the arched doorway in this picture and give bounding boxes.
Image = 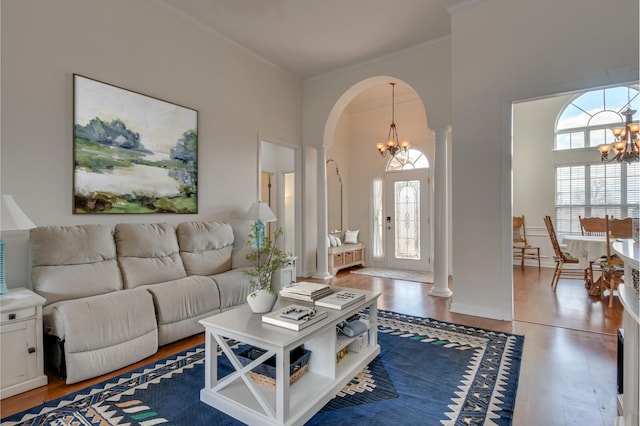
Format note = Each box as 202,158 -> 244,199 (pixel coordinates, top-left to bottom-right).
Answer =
323,78 -> 434,274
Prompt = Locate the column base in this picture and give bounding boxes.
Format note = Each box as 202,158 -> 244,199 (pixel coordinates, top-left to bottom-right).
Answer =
312,272 -> 332,280
429,288 -> 453,298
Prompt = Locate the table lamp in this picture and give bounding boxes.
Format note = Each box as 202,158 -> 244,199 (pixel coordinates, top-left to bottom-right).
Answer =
246,201 -> 277,248
1,194 -> 36,294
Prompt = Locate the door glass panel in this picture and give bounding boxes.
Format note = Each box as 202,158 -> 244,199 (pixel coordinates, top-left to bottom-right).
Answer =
394,180 -> 420,260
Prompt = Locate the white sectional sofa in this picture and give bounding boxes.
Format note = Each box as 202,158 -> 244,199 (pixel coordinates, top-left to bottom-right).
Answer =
29,221 -> 254,384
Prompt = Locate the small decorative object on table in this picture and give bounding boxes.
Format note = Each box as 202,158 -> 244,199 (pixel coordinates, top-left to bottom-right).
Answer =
244,223 -> 292,313
236,345 -> 311,388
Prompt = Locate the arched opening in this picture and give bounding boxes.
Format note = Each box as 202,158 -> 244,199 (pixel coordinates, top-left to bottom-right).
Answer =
322,78 -> 434,273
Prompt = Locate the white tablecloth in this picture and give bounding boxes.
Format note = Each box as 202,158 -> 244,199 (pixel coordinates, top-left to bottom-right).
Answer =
562,235 -> 608,269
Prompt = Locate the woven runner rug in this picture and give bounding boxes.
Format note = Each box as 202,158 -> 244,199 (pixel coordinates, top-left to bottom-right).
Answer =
351,267 -> 434,283
2,310 -> 523,426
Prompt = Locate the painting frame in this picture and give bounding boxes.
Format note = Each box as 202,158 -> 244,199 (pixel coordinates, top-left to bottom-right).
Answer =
73,74 -> 198,214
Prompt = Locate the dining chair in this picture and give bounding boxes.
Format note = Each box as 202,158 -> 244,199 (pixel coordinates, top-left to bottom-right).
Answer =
608,217 -> 633,239
543,215 -> 582,290
589,215 -> 625,308
578,216 -> 607,236
513,215 -> 540,270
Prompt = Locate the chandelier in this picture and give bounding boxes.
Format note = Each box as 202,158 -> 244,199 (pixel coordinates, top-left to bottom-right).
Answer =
597,107 -> 639,163
375,82 -> 410,157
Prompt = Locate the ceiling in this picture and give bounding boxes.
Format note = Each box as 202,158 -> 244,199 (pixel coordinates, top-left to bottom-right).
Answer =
155,0 -> 460,80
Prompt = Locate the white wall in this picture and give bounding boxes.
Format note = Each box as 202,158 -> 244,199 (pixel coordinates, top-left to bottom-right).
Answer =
450,0 -> 638,319
0,0 -> 302,287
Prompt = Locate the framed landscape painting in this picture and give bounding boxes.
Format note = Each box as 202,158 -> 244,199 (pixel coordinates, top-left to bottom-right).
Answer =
73,74 -> 198,214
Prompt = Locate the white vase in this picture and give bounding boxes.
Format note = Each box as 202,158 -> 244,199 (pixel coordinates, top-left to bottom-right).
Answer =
247,288 -> 277,313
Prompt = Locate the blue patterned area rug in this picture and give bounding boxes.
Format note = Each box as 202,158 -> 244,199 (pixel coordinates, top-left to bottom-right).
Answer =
2,310 -> 524,426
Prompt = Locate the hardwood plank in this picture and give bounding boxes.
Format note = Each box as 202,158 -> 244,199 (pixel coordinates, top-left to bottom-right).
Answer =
0,266 -> 621,425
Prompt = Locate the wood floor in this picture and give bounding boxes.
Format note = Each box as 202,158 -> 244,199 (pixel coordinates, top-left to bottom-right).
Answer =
1,265 -> 622,425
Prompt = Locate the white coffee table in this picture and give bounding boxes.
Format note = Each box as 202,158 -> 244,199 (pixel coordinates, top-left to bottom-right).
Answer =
199,287 -> 381,426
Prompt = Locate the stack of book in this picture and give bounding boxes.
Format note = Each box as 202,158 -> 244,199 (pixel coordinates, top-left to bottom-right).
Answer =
315,289 -> 366,310
262,305 -> 328,331
279,281 -> 333,302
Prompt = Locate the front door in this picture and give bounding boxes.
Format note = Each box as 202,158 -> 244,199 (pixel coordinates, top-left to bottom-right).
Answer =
383,169 -> 430,271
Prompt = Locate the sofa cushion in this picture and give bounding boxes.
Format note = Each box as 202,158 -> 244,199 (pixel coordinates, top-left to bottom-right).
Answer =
209,267 -> 254,309
231,246 -> 256,269
177,221 -> 234,276
115,223 -> 187,289
44,289 -> 158,384
142,276 -> 221,345
30,224 -> 122,305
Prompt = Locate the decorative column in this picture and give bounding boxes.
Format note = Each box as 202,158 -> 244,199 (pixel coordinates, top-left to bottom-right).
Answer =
430,126 -> 452,298
313,145 -> 331,279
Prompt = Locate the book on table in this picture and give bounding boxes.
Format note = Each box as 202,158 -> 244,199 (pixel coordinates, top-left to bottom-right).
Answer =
262,305 -> 328,331
279,281 -> 333,301
315,289 -> 366,310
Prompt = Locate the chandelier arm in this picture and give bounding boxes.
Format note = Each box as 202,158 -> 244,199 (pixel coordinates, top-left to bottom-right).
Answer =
598,107 -> 639,163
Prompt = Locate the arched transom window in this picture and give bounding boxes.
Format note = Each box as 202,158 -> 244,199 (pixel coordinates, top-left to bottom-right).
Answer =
555,85 -> 639,150
386,148 -> 429,171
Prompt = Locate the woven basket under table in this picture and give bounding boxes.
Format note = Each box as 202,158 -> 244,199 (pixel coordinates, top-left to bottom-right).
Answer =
237,345 -> 311,389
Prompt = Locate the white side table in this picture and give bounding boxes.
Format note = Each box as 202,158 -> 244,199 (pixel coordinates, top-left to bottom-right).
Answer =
0,287 -> 48,399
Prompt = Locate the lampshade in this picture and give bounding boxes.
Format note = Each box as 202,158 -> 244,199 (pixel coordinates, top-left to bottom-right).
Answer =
245,201 -> 277,222
1,195 -> 35,295
1,194 -> 36,231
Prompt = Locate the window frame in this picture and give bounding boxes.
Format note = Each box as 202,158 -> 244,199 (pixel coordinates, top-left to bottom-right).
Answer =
553,85 -> 640,238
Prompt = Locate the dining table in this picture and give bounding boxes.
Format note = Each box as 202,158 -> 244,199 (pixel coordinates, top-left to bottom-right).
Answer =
562,235 -> 609,269
562,234 -> 611,296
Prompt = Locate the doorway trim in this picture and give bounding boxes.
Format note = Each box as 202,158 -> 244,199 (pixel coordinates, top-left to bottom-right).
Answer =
257,134 -> 302,275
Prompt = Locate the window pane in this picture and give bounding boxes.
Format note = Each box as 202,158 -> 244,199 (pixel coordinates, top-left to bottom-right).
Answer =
605,86 -> 636,112
372,177 -> 384,259
589,110 -> 622,127
573,90 -> 602,115
589,129 -> 607,147
556,165 -> 585,205
394,180 -> 420,260
557,104 -> 590,129
628,163 -> 640,207
570,131 -> 584,148
556,133 -> 571,150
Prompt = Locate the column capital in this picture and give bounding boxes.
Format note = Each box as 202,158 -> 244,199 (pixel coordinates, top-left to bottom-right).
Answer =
431,126 -> 452,140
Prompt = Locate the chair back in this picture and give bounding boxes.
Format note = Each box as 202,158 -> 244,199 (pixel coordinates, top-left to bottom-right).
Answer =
605,216 -> 624,267
513,215 -> 529,247
543,215 -> 565,259
579,216 -> 607,236
608,217 -> 633,239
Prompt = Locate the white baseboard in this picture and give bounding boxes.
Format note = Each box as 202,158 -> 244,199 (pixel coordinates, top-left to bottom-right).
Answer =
449,302 -> 512,321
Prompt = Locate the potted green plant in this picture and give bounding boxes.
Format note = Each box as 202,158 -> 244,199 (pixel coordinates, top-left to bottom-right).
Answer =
244,222 -> 291,313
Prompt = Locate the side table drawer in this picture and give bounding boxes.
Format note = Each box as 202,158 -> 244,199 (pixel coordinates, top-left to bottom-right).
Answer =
1,306 -> 36,324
